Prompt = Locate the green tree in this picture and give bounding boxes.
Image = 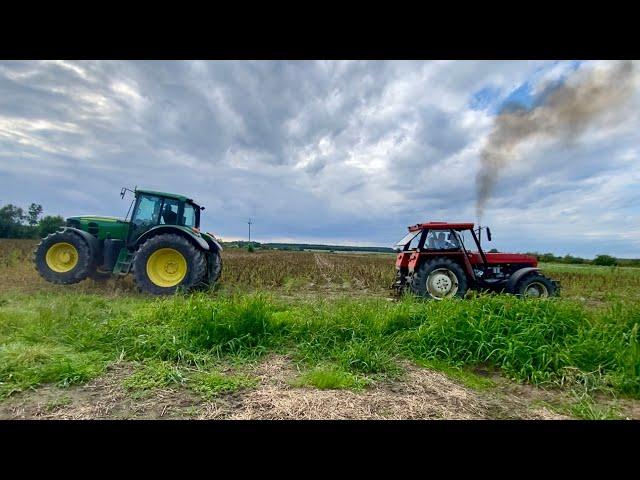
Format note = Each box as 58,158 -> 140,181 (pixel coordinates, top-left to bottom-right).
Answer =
563,254 -> 585,264
38,215 -> 65,237
27,203 -> 43,226
593,254 -> 617,267
539,252 -> 560,263
0,204 -> 26,238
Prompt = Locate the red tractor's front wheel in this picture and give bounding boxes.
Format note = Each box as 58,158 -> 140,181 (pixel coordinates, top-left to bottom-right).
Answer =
516,274 -> 558,298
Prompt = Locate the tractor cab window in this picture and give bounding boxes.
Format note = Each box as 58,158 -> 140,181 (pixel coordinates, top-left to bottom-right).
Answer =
447,231 -> 461,248
129,194 -> 162,240
425,230 -> 461,250
394,231 -> 421,251
183,203 -> 198,228
132,195 -> 161,226
160,199 -> 180,225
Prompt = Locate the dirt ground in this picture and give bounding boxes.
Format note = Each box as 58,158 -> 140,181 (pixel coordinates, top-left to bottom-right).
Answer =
0,355 -> 580,420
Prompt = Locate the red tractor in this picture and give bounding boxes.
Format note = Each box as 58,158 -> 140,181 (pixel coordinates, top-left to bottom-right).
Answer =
392,221 -> 559,299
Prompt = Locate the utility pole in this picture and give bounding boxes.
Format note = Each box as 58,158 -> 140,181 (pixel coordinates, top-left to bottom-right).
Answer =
247,218 -> 252,245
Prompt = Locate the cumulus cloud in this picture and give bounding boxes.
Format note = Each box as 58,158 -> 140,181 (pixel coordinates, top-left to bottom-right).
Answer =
0,60 -> 638,257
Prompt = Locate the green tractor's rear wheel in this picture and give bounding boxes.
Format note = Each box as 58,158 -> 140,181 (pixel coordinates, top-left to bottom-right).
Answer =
34,231 -> 93,284
132,233 -> 207,295
210,251 -> 222,284
194,251 -> 222,291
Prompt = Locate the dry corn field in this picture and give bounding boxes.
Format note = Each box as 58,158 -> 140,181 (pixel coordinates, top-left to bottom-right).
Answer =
0,239 -> 397,296
2,239 -> 639,305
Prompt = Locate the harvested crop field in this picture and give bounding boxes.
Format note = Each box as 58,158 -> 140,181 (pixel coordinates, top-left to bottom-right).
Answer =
1,238 -> 639,420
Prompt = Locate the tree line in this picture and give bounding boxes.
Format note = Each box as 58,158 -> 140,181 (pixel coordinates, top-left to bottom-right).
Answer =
523,252 -> 639,268
0,203 -> 65,239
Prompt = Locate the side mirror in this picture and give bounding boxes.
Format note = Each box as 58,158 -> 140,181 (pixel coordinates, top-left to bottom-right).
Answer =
486,227 -> 492,242
120,187 -> 126,199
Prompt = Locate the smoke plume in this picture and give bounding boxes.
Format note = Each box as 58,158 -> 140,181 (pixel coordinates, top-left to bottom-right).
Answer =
475,60 -> 636,220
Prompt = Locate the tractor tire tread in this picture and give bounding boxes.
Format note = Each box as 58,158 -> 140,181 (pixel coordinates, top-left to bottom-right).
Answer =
210,252 -> 223,284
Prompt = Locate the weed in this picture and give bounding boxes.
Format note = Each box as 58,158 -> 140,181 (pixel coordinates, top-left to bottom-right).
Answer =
189,371 -> 257,399
292,365 -> 370,390
122,360 -> 186,392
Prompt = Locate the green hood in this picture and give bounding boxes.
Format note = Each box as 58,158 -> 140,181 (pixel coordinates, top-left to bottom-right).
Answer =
66,215 -> 130,241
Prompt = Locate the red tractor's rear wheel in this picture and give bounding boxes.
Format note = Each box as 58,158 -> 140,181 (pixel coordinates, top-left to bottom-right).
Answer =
410,257 -> 468,300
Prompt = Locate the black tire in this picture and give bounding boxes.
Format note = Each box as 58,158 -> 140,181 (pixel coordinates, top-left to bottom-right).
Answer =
410,257 -> 468,300
193,252 -> 223,292
132,233 -> 207,295
516,273 -> 557,298
210,252 -> 222,284
33,231 -> 93,284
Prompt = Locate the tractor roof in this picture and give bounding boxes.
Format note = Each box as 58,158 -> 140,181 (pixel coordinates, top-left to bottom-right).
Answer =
408,221 -> 474,232
135,188 -> 198,205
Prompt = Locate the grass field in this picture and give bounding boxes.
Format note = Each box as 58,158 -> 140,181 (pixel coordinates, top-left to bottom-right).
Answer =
1,239 -> 639,419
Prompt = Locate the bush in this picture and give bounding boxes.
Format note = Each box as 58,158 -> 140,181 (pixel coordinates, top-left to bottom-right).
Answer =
593,255 -> 617,267
563,254 -> 585,264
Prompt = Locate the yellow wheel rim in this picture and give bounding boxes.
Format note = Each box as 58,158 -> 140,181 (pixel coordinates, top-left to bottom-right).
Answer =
146,248 -> 187,287
45,242 -> 79,273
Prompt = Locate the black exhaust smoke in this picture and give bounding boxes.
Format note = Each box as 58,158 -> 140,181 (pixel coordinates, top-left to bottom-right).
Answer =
475,60 -> 636,221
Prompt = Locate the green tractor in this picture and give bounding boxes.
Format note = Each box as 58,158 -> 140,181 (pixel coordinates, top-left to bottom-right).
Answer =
34,187 -> 223,295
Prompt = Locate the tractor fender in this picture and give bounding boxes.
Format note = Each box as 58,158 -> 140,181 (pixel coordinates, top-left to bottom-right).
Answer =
506,267 -> 539,293
61,227 -> 101,262
202,233 -> 223,254
134,225 -> 210,252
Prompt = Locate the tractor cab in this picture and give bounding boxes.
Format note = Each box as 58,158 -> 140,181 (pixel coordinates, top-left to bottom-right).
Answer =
394,222 -> 472,253
127,189 -> 202,243
393,221 -> 557,299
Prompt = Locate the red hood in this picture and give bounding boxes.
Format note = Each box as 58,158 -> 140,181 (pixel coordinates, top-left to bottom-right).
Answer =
467,252 -> 537,266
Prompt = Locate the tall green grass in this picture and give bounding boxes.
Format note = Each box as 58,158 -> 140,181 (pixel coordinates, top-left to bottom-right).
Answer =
0,292 -> 638,400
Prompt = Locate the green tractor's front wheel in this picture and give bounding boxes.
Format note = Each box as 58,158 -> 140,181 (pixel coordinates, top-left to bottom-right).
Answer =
34,231 -> 93,284
132,233 -> 207,295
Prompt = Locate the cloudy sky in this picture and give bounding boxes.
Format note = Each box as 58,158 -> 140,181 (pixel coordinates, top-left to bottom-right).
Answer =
1,60 -> 639,258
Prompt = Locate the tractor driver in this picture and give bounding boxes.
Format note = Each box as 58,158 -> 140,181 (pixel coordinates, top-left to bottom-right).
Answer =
447,232 -> 460,249
435,232 -> 447,249
162,204 -> 178,225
